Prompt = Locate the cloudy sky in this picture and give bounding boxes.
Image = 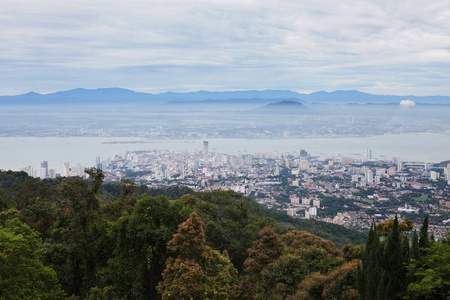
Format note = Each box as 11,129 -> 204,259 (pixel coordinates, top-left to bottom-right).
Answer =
1,0 -> 450,95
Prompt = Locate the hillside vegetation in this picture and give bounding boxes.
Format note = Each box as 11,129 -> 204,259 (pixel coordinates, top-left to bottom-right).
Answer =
0,169 -> 448,299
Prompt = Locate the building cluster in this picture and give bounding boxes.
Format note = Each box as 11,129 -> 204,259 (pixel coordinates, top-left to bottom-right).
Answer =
23,144 -> 450,238
20,161 -> 88,179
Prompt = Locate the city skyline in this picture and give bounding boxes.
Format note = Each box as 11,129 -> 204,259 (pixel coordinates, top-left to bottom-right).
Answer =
16,144 -> 450,239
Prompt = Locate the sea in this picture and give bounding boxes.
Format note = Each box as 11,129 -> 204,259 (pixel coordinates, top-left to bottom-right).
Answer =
0,132 -> 449,171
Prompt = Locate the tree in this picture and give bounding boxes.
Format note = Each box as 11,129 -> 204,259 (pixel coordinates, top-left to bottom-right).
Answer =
419,215 -> 429,250
376,218 -> 413,236
383,215 -> 406,299
101,195 -> 177,299
343,244 -> 365,261
244,226 -> 285,274
233,226 -> 285,299
282,230 -> 343,274
85,168 -> 105,194
287,260 -> 359,300
410,230 -> 420,261
0,218 -> 65,299
46,176 -> 108,297
405,240 -> 450,299
357,222 -> 384,300
193,190 -> 274,271
157,211 -> 237,299
257,254 -> 308,300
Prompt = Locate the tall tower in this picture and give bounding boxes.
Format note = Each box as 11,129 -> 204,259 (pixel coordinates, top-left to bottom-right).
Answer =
300,149 -> 308,160
203,141 -> 209,162
95,156 -> 102,169
364,149 -> 372,161
40,161 -> 48,179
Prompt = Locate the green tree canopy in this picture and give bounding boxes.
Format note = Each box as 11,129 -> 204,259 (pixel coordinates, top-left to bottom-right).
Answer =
157,211 -> 237,300
0,218 -> 65,299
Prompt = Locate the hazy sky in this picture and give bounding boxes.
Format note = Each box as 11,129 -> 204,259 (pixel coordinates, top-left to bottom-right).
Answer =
2,0 -> 450,95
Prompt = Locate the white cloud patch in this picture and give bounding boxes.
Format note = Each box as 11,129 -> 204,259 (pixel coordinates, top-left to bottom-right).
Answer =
1,0 -> 450,95
399,100 -> 416,107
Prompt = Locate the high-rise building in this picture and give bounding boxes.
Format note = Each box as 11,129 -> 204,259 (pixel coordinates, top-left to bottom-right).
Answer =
375,175 -> 381,184
20,166 -> 33,177
95,156 -> 102,169
49,169 -> 56,179
300,149 -> 308,160
40,161 -> 48,179
64,162 -> 70,175
313,199 -> 321,208
203,141 -> 209,161
365,169 -> 374,184
364,149 -> 372,161
39,168 -> 47,179
430,171 -> 440,181
304,209 -> 310,219
302,198 -> 311,205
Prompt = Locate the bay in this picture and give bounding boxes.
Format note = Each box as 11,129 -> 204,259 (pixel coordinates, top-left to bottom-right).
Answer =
0,132 -> 449,171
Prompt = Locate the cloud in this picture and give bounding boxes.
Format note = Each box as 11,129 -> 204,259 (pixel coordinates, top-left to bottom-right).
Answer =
1,0 -> 450,95
399,100 -> 416,107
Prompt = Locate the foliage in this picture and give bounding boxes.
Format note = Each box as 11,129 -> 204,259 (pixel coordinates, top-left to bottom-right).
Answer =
0,218 -> 65,299
357,222 -> 385,300
342,243 -> 365,261
234,226 -> 285,299
157,212 -> 237,299
419,215 -> 429,250
0,170 -> 33,189
237,228 -> 346,300
356,216 -> 446,300
262,207 -> 367,247
404,237 -> 450,299
187,190 -> 275,271
287,260 -> 359,300
375,218 -> 413,236
3,170 -> 443,300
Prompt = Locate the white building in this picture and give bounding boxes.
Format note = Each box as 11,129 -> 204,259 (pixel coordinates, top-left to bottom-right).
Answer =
398,204 -> 418,213
430,171 -> 440,181
287,207 -> 297,216
313,199 -> 321,208
304,209 -> 310,219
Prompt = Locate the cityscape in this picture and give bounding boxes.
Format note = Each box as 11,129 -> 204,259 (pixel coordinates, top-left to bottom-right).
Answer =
20,141 -> 450,239
3,0 -> 450,297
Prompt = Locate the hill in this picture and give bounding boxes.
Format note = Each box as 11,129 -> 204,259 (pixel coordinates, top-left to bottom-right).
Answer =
1,170 -> 446,299
0,88 -> 302,105
255,100 -> 308,114
2,88 -> 450,105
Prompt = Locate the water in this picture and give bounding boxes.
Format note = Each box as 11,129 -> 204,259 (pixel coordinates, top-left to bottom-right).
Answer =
0,132 -> 449,171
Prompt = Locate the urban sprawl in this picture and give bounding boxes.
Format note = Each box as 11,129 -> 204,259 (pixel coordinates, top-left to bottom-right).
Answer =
21,142 -> 450,238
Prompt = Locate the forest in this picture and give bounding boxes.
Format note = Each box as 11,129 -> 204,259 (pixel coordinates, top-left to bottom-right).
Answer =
0,169 -> 448,299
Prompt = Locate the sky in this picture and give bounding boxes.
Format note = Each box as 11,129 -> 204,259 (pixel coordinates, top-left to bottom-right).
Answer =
1,0 -> 450,96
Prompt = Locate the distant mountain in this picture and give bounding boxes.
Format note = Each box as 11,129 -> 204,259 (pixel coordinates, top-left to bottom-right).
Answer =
0,88 -> 303,105
267,100 -> 305,107
256,100 -> 307,114
0,88 -> 152,105
167,97 -> 305,105
1,88 -> 450,105
300,90 -> 450,104
158,90 -> 301,102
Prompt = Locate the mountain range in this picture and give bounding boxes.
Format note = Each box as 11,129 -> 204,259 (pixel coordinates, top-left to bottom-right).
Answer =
1,88 -> 450,105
